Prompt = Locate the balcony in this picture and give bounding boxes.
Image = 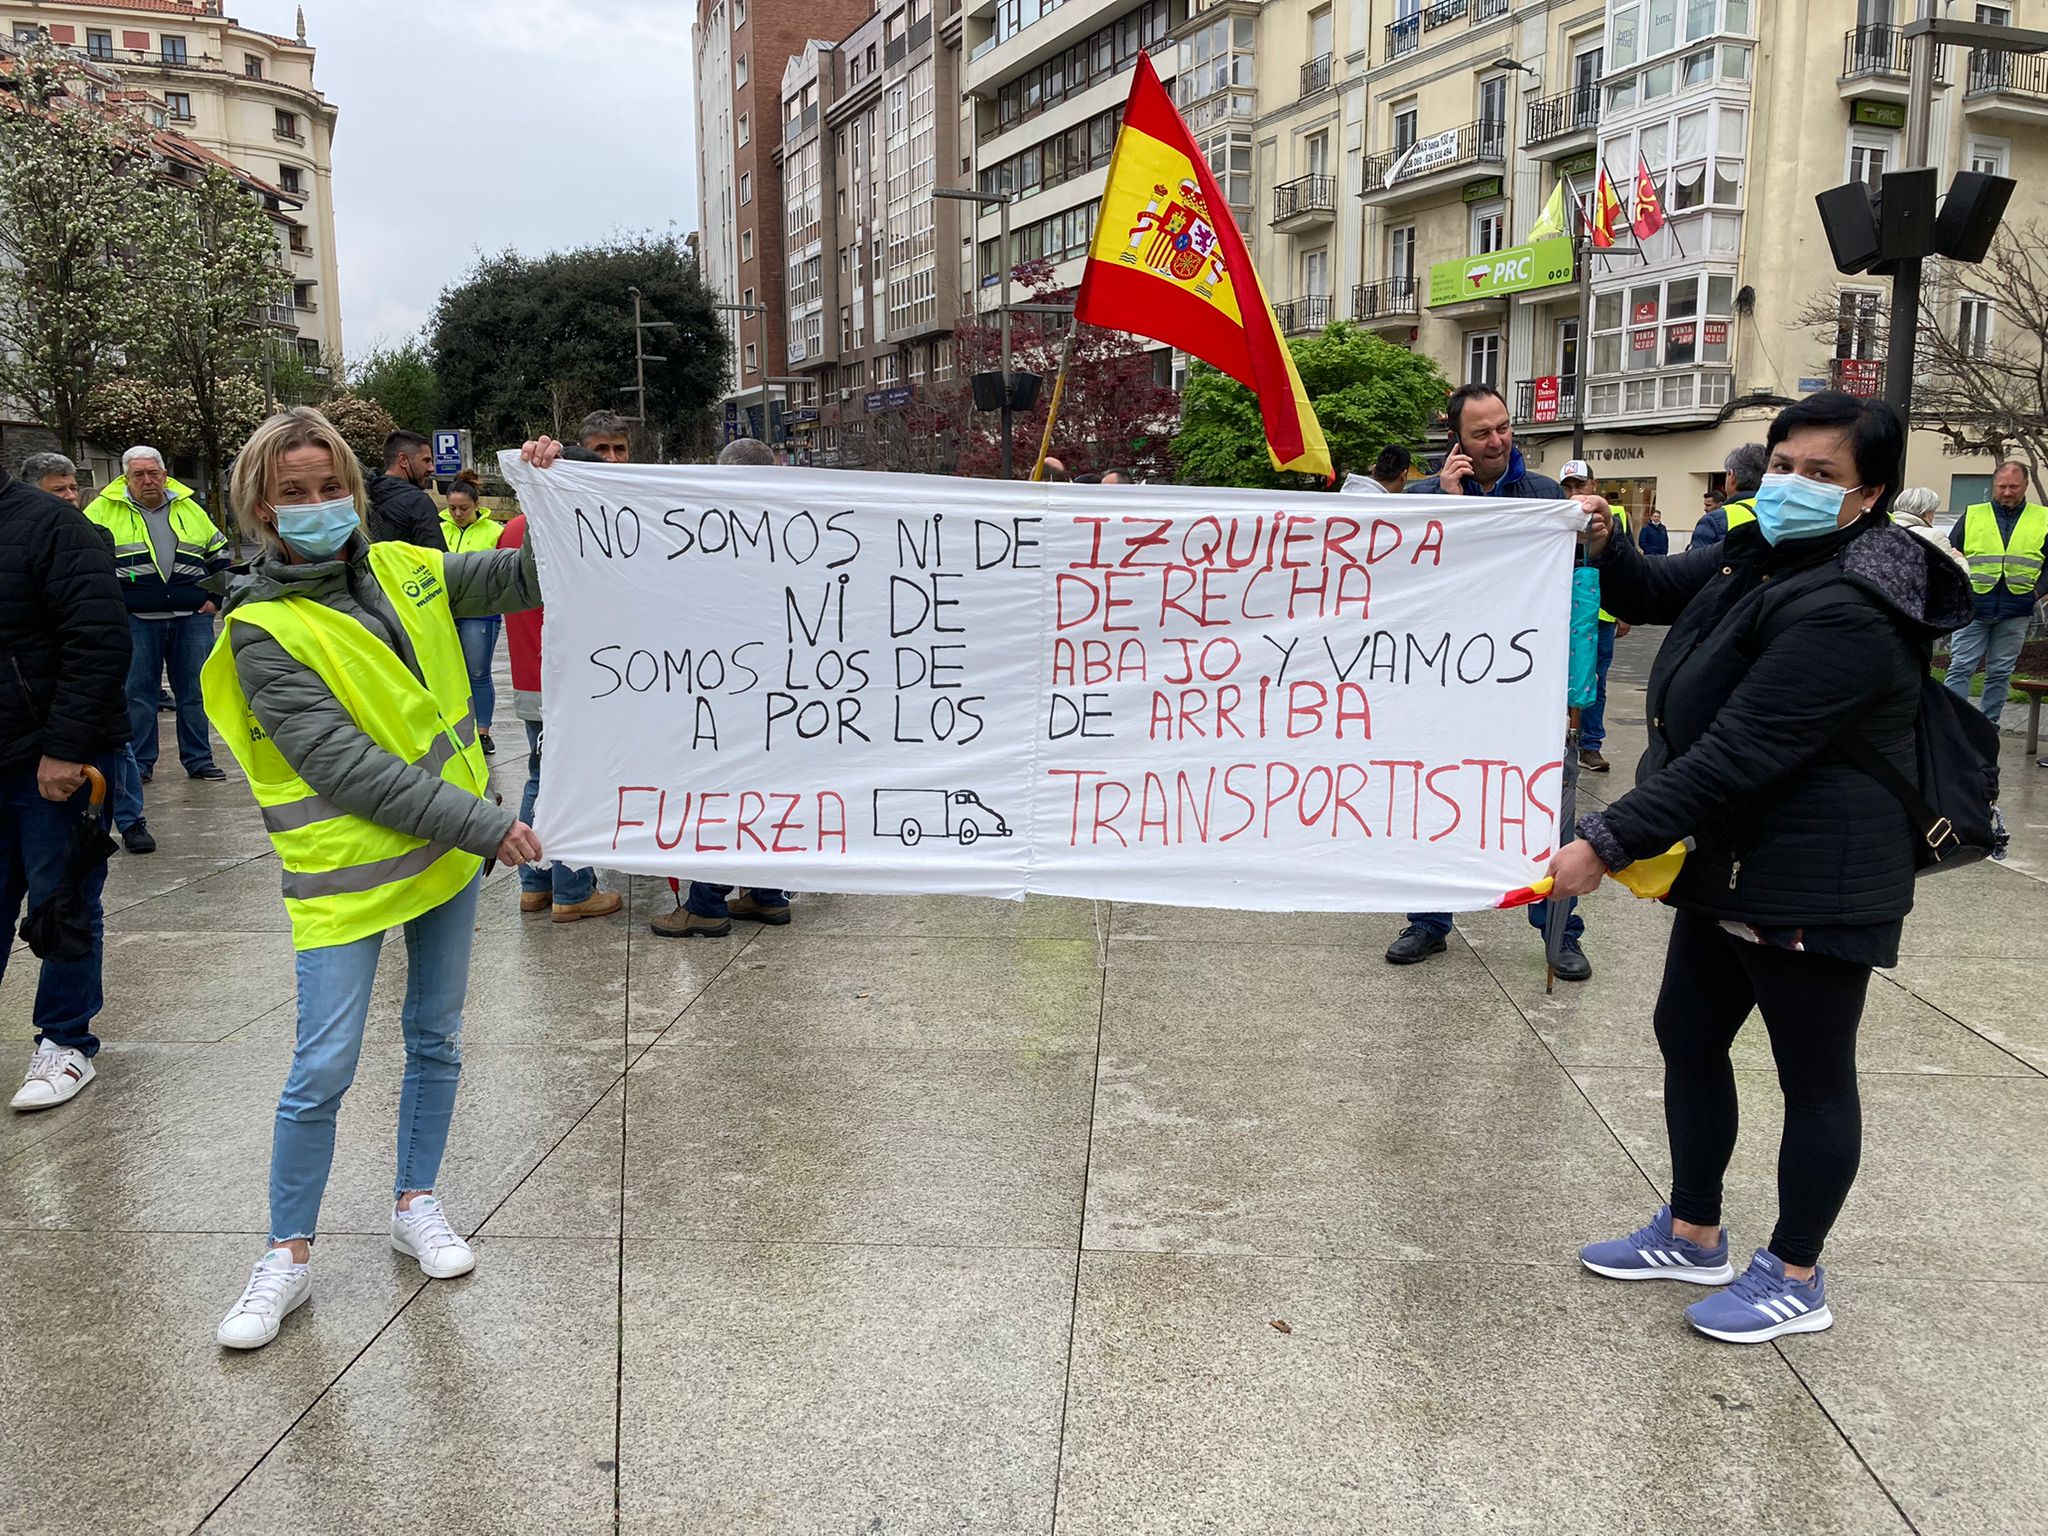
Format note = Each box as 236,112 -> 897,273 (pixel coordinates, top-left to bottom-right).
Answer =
1352,277 -> 1420,328
1384,0 -> 1506,63
1361,119 -> 1506,206
273,126 -> 304,144
1271,173 -> 1338,231
1385,14 -> 1419,62
1584,366 -> 1736,423
1513,376 -> 1578,425
248,302 -> 296,328
1299,54 -> 1333,99
1839,24 -> 1950,101
1525,85 -> 1599,154
1965,50 -> 2048,125
1273,294 -> 1334,336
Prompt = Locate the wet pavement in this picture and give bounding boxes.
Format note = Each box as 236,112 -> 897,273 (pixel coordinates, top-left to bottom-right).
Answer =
4,634 -> 2046,1534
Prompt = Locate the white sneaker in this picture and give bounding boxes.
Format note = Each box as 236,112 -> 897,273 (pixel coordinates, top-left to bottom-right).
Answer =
10,1042 -> 94,1112
217,1249 -> 312,1350
391,1194 -> 475,1279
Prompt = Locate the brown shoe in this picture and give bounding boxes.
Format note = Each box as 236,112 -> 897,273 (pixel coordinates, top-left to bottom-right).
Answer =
1578,749 -> 1612,773
726,892 -> 792,926
519,892 -> 550,914
650,905 -> 732,939
552,889 -> 623,924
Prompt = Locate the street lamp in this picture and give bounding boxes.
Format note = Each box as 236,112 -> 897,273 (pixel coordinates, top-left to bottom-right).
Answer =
934,185 -> 1018,479
713,300 -> 774,443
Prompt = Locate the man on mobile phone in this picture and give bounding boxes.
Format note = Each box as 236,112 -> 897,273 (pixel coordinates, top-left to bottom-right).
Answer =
1386,384 -> 1594,981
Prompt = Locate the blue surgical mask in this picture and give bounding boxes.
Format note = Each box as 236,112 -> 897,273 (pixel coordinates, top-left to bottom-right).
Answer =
1753,472 -> 1865,546
273,496 -> 360,559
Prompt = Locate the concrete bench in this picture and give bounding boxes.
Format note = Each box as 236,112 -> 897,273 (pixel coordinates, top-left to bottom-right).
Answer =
2013,678 -> 2048,756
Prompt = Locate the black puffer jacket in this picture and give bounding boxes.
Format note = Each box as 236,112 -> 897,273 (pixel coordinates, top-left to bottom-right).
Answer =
364,473 -> 446,549
1578,514 -> 1973,928
0,467 -> 133,774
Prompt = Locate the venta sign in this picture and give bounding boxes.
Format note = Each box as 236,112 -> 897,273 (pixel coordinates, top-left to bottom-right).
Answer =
1427,236 -> 1575,307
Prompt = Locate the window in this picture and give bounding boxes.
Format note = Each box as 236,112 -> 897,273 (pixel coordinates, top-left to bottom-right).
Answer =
279,165 -> 302,195
164,92 -> 192,120
12,23 -> 38,43
1303,249 -> 1328,299
1472,200 -> 1506,255
1969,138 -> 2010,177
275,109 -> 300,139
735,0 -> 747,22
1848,130 -> 1893,191
1835,289 -> 1882,359
160,34 -> 187,64
736,53 -> 748,87
1958,297 -> 1994,359
738,113 -> 749,147
1309,5 -> 1332,59
244,54 -> 264,79
293,282 -> 314,310
741,229 -> 753,261
745,343 -> 757,372
86,29 -> 113,59
740,171 -> 751,204
1557,317 -> 1581,381
1478,75 -> 1507,131
1465,331 -> 1501,388
1392,103 -> 1417,152
1388,224 -> 1416,283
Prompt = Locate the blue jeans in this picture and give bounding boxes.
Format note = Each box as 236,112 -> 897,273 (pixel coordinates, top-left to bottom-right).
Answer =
1580,620 -> 1617,752
110,743 -> 145,831
517,721 -> 594,903
1408,898 -> 1583,944
128,613 -> 216,775
0,758 -> 118,1056
686,882 -> 788,918
457,616 -> 500,733
268,874 -> 480,1244
1943,613 -> 2031,725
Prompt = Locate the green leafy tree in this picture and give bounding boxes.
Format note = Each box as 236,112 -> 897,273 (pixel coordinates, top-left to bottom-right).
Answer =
128,163 -> 292,503
1174,321 -> 1452,490
349,337 -> 439,433
0,38 -> 160,456
80,376 -> 198,457
427,233 -> 728,455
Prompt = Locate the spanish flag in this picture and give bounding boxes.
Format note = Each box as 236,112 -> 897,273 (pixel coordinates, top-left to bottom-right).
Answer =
1592,166 -> 1625,250
1075,54 -> 1331,480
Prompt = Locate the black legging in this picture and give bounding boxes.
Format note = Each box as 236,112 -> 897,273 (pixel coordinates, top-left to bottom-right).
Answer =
1653,908 -> 1870,1268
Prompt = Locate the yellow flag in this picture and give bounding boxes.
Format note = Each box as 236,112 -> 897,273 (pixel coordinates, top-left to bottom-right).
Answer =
1527,179 -> 1570,242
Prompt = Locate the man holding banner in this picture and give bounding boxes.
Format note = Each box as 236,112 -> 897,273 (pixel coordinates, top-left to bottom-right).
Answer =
1385,383 -> 1591,981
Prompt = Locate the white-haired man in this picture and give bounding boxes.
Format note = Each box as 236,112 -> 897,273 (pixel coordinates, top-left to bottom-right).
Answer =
81,449 -> 231,836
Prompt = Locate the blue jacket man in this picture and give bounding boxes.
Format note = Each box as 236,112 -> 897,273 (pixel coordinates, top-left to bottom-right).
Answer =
1386,383 -> 1592,981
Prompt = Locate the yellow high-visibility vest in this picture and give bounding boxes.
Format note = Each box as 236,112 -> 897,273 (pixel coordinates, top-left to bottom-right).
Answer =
1961,501 -> 2048,596
82,479 -> 225,589
201,543 -> 489,951
1598,505 -> 1631,623
439,509 -> 504,554
1723,496 -> 1757,531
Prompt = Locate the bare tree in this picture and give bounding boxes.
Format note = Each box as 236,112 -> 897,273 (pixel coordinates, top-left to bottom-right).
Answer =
1797,221 -> 2048,502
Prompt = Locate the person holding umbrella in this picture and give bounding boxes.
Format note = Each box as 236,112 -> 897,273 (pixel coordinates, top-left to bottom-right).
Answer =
2,462 -> 133,1111
202,408 -> 544,1350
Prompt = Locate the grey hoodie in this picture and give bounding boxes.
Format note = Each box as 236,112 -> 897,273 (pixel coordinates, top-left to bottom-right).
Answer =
221,533 -> 541,859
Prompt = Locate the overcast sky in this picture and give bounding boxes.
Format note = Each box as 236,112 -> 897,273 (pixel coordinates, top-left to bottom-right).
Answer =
235,0 -> 698,358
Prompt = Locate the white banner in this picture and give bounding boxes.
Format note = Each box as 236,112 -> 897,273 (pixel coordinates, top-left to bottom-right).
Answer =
500,457 -> 1582,912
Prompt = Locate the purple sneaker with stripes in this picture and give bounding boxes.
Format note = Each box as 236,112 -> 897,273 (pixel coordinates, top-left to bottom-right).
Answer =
1686,1249 -> 1833,1344
1579,1205 -> 1735,1285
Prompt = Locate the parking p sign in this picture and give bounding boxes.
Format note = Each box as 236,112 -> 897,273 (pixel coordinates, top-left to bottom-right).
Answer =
432,429 -> 464,478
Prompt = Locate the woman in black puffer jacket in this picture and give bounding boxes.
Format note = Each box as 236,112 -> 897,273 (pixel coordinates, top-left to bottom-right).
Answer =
1551,393 -> 1972,1346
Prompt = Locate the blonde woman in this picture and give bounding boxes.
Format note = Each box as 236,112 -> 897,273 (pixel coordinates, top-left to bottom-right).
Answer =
201,408 -> 542,1350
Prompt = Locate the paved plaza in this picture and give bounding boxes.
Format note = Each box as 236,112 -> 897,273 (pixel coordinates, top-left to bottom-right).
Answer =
4,639 -> 2047,1535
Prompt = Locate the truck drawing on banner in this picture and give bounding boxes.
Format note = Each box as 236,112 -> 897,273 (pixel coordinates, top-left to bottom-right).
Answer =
872,789 -> 1014,847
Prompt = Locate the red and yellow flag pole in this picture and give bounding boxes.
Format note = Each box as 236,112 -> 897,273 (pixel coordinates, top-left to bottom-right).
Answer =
1029,325 -> 1081,482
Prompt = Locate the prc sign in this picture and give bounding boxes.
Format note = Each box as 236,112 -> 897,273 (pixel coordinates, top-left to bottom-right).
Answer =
432,429 -> 465,478
1427,236 -> 1576,307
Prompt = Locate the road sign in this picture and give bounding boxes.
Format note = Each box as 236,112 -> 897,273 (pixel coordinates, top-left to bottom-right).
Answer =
432,429 -> 463,478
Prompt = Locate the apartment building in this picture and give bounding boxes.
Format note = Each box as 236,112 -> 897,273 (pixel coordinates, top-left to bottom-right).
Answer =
957,0 -> 1183,337
11,0 -> 342,365
695,0 -> 871,441
1344,0 -> 2043,527
772,0 -> 967,465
